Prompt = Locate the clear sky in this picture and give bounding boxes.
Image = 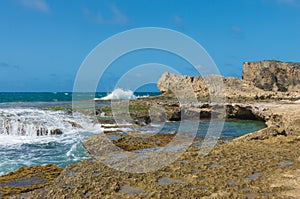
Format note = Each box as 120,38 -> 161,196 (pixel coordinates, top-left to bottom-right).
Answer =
0,0 -> 299,92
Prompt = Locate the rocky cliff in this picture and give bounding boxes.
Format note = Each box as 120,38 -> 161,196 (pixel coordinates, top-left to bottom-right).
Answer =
157,72 -> 299,102
242,60 -> 300,92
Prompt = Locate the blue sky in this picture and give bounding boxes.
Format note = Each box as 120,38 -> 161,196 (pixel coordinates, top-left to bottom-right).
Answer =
0,0 -> 300,92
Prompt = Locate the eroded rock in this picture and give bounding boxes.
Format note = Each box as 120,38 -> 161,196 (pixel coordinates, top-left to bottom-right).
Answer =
243,60 -> 300,92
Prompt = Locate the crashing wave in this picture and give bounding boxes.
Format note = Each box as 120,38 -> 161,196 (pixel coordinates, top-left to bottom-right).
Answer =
0,108 -> 98,137
100,88 -> 137,100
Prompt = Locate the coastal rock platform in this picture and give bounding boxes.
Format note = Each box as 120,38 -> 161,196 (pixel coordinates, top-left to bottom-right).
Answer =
22,100 -> 299,199
3,60 -> 300,198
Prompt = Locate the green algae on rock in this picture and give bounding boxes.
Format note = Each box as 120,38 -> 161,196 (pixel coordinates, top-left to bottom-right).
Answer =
28,136 -> 300,198
0,164 -> 62,197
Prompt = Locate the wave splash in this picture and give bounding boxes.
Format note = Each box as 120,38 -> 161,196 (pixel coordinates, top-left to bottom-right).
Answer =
0,108 -> 102,175
0,108 -> 100,140
100,88 -> 137,100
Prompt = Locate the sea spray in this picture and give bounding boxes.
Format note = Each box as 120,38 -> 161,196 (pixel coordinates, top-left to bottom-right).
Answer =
0,108 -> 102,175
100,88 -> 137,100
0,108 -> 100,138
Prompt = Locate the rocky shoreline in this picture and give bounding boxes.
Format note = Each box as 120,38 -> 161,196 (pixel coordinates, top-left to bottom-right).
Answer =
1,60 -> 300,198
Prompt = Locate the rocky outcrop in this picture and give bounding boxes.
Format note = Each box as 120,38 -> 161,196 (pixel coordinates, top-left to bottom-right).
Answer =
232,102 -> 300,140
168,101 -> 300,139
64,120 -> 83,128
157,72 -> 300,102
242,60 -> 300,92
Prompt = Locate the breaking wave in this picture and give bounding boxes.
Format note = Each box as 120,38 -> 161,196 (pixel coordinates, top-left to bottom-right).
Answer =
0,108 -> 99,139
0,107 -> 103,175
100,88 -> 137,100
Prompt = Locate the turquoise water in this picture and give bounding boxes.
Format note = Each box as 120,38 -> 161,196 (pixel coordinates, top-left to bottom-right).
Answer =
0,92 -> 161,103
0,135 -> 89,175
0,107 -> 101,175
0,92 -> 266,176
160,120 -> 266,139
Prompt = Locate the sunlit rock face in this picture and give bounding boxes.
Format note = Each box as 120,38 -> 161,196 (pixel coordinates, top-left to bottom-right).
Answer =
242,60 -> 300,92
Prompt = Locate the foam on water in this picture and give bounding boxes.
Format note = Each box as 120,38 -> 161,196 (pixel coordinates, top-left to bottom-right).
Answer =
100,88 -> 137,100
0,108 -> 102,175
0,108 -> 101,139
99,88 -> 151,100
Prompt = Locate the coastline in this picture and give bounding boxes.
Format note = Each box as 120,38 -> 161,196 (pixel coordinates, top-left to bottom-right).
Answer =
1,60 -> 300,198
30,101 -> 300,198
1,97 -> 299,198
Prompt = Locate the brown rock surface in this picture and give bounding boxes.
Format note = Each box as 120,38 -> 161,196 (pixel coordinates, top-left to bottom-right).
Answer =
242,60 -> 300,92
157,72 -> 300,102
27,134 -> 300,198
0,164 -> 62,198
23,100 -> 300,198
233,101 -> 300,140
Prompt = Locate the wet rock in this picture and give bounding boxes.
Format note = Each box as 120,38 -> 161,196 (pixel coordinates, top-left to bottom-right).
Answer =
118,184 -> 147,194
157,177 -> 185,186
64,120 -> 83,128
50,128 -> 63,135
0,164 -> 62,198
243,172 -> 260,181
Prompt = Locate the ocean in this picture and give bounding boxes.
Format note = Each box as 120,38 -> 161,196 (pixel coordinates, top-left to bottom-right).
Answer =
0,91 -> 160,103
0,90 -> 266,175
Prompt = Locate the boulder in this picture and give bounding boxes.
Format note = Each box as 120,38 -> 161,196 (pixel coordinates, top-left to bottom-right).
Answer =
64,120 -> 83,128
50,129 -> 63,135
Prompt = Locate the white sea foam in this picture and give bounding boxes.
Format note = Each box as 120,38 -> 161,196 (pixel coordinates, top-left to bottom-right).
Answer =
136,94 -> 150,98
101,88 -> 137,100
0,107 -> 105,175
0,108 -> 102,146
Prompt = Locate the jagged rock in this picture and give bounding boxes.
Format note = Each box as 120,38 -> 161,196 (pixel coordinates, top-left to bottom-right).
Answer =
234,126 -> 287,141
157,72 -> 300,102
242,60 -> 300,92
226,104 -> 260,120
50,129 -> 63,135
36,128 -> 62,136
64,120 -> 83,128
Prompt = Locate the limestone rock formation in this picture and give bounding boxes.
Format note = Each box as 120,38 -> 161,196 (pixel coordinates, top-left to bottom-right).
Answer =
242,60 -> 300,92
157,72 -> 299,102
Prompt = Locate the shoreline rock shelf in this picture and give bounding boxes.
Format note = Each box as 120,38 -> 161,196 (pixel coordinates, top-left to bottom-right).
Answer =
3,60 -> 300,198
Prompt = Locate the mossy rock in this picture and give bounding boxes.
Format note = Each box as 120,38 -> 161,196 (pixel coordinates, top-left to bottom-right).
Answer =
0,164 -> 62,197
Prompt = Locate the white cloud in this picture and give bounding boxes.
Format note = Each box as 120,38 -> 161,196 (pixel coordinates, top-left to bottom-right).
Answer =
231,25 -> 242,33
230,25 -> 245,40
173,15 -> 184,28
110,4 -> 128,24
83,4 -> 128,25
18,0 -> 50,13
83,7 -> 104,24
